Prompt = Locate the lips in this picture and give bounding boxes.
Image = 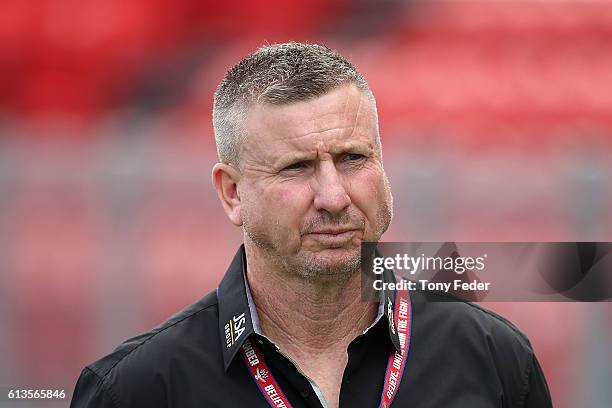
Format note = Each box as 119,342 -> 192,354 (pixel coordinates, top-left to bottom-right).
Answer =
305,224 -> 360,235
308,228 -> 357,235
303,228 -> 359,245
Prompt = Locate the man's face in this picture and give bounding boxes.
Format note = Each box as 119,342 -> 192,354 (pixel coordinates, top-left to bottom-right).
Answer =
238,84 -> 393,279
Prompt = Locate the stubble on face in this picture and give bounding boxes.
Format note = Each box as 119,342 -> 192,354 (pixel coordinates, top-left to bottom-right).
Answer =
238,85 -> 393,284
244,207 -> 391,285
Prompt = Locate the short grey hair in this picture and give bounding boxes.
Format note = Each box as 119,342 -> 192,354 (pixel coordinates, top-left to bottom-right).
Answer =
212,42 -> 374,166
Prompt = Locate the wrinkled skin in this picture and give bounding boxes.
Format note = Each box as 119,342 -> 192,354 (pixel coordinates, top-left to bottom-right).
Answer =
214,84 -> 393,282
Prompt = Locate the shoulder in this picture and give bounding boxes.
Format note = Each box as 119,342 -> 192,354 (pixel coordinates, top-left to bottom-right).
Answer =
411,289 -> 532,352
410,290 -> 538,403
89,290 -> 220,379
402,289 -> 552,407
71,290 -> 220,407
411,292 -> 537,406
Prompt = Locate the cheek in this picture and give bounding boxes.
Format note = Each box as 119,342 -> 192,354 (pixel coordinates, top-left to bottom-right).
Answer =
271,183 -> 313,220
349,172 -> 392,223
246,182 -> 312,230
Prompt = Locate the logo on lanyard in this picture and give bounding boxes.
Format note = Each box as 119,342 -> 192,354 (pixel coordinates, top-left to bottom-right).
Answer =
254,368 -> 269,382
387,297 -> 396,335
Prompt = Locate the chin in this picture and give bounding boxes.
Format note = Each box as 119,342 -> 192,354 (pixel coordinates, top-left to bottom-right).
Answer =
295,246 -> 361,280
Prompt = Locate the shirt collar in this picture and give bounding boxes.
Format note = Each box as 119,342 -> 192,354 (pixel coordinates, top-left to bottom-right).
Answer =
217,245 -> 402,371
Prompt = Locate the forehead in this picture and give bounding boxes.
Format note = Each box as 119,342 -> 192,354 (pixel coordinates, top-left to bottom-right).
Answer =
243,84 -> 378,152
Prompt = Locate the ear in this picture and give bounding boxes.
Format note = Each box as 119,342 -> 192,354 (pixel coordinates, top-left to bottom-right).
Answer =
211,163 -> 243,226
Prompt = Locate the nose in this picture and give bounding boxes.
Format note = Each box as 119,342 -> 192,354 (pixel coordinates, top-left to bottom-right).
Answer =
312,161 -> 351,214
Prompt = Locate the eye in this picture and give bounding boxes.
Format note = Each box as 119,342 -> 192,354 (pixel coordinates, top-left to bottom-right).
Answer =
283,161 -> 306,171
343,153 -> 365,162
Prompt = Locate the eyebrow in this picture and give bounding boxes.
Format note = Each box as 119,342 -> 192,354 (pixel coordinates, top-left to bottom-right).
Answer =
272,151 -> 316,170
327,140 -> 373,155
271,140 -> 374,169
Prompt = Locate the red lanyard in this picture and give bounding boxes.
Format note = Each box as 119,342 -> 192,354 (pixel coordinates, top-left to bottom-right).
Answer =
240,288 -> 412,408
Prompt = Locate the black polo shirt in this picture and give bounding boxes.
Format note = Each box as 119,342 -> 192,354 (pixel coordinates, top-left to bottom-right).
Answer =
70,245 -> 552,408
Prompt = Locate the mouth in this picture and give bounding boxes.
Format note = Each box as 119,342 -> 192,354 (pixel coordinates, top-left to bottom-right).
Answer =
303,229 -> 360,245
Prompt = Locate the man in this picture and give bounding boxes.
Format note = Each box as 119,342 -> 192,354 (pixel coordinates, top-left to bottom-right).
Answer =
71,43 -> 552,408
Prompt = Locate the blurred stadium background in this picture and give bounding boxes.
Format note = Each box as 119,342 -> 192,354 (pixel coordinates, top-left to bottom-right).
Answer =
0,0 -> 611,407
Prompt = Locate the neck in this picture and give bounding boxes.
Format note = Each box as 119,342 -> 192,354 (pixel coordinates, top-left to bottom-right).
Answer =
245,243 -> 377,356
